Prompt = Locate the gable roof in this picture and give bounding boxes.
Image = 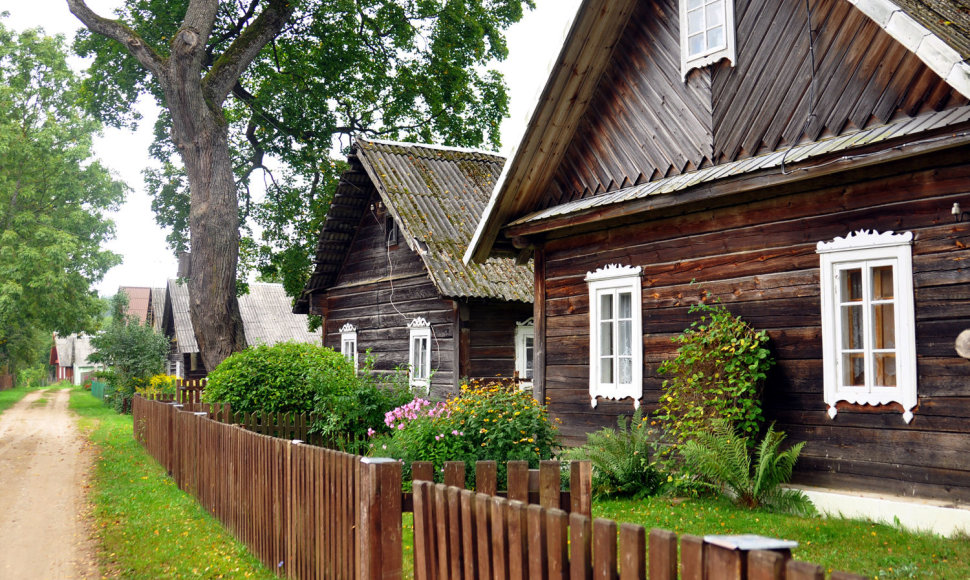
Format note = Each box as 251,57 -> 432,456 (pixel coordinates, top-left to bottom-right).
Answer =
295,138 -> 533,312
168,280 -> 317,354
150,287 -> 165,329
119,286 -> 152,324
53,335 -> 74,367
466,0 -> 970,263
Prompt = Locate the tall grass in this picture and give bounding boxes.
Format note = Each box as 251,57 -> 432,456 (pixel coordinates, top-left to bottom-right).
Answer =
70,388 -> 276,579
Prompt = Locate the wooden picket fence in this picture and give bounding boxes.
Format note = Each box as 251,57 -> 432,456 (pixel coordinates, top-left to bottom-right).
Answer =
175,378 -> 206,404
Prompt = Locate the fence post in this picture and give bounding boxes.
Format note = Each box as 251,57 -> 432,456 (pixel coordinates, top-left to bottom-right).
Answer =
358,457 -> 402,580
570,460 -> 592,517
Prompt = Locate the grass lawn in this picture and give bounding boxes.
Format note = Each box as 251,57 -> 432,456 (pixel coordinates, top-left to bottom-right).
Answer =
0,383 -> 41,413
596,496 -> 969,579
70,388 -> 277,579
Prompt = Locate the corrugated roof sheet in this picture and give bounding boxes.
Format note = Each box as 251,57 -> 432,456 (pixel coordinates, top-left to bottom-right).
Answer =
54,335 -> 74,366
151,287 -> 165,330
511,104 -> 970,226
168,280 -> 318,354
119,286 -> 152,324
356,139 -> 533,303
296,139 -> 533,312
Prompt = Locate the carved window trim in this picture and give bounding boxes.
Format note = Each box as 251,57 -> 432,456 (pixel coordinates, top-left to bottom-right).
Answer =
408,317 -> 432,392
585,265 -> 643,409
817,230 -> 917,423
680,0 -> 737,79
340,323 -> 358,372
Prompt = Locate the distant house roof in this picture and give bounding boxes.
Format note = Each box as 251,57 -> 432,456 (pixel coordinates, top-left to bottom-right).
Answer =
167,280 -> 318,354
53,335 -> 74,366
465,0 -> 970,263
150,287 -> 165,329
295,138 -> 534,312
119,286 -> 152,324
73,334 -> 95,367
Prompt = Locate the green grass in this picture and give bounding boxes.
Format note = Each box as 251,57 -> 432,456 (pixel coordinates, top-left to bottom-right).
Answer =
69,388 -> 277,579
595,496 -> 969,578
0,382 -> 49,413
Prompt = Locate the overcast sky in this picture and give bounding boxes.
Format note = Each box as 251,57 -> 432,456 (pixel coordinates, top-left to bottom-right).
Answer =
4,0 -> 582,295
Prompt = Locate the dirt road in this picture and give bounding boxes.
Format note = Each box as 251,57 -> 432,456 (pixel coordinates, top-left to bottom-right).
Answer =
0,388 -> 98,579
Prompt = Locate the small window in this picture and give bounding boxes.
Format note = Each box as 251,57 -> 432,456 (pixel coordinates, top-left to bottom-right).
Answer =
817,230 -> 917,423
340,323 -> 358,371
586,264 -> 643,409
386,215 -> 399,247
515,318 -> 535,388
408,317 -> 432,391
680,0 -> 736,79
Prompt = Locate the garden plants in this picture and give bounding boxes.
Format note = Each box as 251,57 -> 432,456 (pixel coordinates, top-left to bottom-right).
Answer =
680,419 -> 814,515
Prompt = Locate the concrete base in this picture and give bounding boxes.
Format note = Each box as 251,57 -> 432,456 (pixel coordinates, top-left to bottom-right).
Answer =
788,485 -> 970,538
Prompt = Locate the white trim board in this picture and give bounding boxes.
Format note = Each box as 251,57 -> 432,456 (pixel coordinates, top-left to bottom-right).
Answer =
789,485 -> 970,538
849,0 -> 970,99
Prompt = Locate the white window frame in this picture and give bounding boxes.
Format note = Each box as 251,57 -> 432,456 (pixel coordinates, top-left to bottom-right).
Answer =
339,323 -> 358,371
680,0 -> 737,79
585,264 -> 643,409
408,317 -> 432,392
515,317 -> 535,389
817,230 -> 917,423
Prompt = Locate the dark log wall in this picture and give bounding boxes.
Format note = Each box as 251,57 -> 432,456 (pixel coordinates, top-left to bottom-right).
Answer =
544,0 -> 967,210
315,194 -> 459,399
539,148 -> 970,502
464,301 -> 534,380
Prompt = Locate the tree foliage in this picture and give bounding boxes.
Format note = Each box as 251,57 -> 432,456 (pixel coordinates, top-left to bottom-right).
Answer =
89,292 -> 171,411
69,0 -> 534,369
0,22 -> 124,375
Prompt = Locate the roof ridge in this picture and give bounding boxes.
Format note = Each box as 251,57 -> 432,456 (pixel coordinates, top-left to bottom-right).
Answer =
356,137 -> 506,160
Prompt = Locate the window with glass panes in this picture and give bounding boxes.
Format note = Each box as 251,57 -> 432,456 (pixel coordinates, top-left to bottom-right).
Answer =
818,230 -> 917,423
586,265 -> 643,409
679,0 -> 736,78
515,319 -> 535,385
408,318 -> 432,390
339,324 -> 358,371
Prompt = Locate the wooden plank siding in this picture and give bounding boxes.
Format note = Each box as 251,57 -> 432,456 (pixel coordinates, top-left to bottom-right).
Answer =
542,0 -> 967,212
538,145 -> 970,502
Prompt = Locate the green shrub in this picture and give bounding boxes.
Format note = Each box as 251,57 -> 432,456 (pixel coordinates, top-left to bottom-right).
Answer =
681,419 -> 814,515
203,342 -> 357,414
565,408 -> 664,499
656,299 -> 772,455
371,378 -> 559,485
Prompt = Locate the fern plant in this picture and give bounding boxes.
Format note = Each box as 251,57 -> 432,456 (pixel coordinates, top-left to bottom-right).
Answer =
567,409 -> 664,499
681,420 -> 814,515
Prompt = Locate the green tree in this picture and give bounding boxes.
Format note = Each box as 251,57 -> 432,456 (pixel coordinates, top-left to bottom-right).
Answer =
68,0 -> 533,370
89,293 -> 170,410
0,23 -> 124,377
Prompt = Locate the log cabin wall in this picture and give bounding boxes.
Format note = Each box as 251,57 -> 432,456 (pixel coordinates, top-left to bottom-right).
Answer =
539,145 -> 970,502
543,0 -> 967,211
315,192 -> 459,399
463,300 -> 534,380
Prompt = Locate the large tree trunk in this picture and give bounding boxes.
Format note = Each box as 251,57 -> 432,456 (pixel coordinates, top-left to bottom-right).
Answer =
165,28 -> 247,372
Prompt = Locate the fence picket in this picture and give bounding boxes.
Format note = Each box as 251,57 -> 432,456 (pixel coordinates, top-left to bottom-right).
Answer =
490,496 -> 509,580
649,528 -> 677,580
506,501 -> 527,580
593,518 -> 618,580
547,509 -> 569,580
460,490 -> 478,580
680,534 -> 705,580
619,524 -> 646,580
569,513 -> 592,580
787,560 -> 825,580
475,493 -> 493,579
748,549 -> 785,580
528,504 -> 548,579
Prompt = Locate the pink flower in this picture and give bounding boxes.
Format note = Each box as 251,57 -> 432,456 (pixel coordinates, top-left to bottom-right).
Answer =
397,423 -> 404,430
367,428 -> 376,438
451,430 -> 459,436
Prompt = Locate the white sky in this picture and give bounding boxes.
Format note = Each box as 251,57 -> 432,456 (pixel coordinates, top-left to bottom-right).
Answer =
3,0 -> 581,295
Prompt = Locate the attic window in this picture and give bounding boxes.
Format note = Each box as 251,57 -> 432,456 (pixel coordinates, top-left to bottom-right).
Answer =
386,216 -> 399,247
680,0 -> 736,79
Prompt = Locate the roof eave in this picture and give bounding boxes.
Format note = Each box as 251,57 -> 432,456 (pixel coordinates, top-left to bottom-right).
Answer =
465,0 -> 638,264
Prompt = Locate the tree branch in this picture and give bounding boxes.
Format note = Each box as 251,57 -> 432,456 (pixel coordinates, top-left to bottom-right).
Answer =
204,0 -> 294,106
66,0 -> 165,79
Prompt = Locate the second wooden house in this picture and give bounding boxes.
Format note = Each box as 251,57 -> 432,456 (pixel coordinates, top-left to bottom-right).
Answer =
295,138 -> 534,399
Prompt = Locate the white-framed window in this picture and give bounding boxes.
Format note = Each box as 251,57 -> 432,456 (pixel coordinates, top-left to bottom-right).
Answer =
817,230 -> 917,423
339,323 -> 358,371
515,318 -> 535,389
408,317 -> 432,391
585,264 -> 643,409
680,0 -> 737,79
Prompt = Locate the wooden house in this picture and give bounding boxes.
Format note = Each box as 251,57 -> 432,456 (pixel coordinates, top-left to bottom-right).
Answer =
467,0 -> 970,502
294,138 -> 534,399
49,333 -> 98,385
161,281 -> 319,379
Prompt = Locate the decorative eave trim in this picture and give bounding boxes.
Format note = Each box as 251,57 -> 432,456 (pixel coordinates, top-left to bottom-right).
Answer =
816,229 -> 913,253
849,0 -> 970,99
585,264 -> 643,283
516,317 -> 535,327
408,317 -> 431,329
339,323 -> 357,333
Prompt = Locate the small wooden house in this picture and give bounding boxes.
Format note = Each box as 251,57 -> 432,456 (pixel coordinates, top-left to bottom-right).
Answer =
49,333 -> 98,385
467,0 -> 970,502
162,281 -> 319,379
295,138 -> 534,399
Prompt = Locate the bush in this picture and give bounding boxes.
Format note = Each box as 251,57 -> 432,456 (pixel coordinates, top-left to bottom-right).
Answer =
681,419 -> 814,515
203,342 -> 357,415
564,408 -> 664,499
656,299 -> 772,456
135,374 -> 178,398
370,378 -> 559,485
